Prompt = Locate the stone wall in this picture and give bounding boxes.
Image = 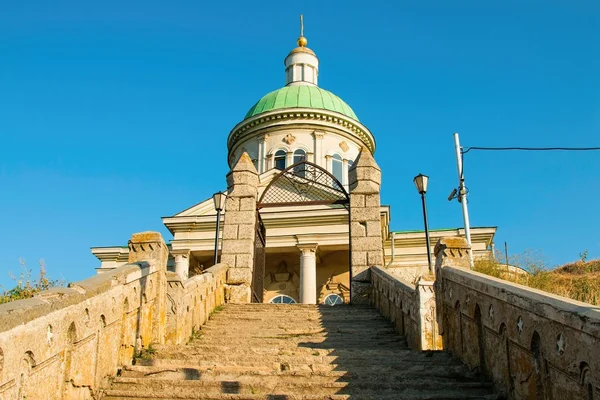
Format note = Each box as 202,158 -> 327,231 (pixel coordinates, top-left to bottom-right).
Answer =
164,264 -> 227,345
371,266 -> 442,351
0,231 -> 227,400
435,237 -> 600,399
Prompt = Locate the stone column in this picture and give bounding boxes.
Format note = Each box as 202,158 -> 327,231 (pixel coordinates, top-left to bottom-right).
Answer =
325,155 -> 333,172
258,134 -> 268,173
127,231 -> 169,344
298,244 -> 318,304
349,148 -> 383,304
172,249 -> 190,281
342,158 -> 349,188
286,151 -> 294,167
313,130 -> 325,167
220,152 -> 259,303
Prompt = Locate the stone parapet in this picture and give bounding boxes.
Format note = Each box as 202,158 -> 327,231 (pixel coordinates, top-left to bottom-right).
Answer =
371,266 -> 441,351
434,235 -> 600,399
0,231 -> 228,400
164,263 -> 227,345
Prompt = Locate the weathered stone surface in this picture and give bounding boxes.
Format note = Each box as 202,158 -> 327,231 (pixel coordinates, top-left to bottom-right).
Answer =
366,220 -> 381,237
352,265 -> 371,282
350,194 -> 365,208
222,224 -> 238,240
237,224 -> 255,240
367,250 -> 383,266
222,210 -> 255,225
350,281 -> 372,304
351,236 -> 383,252
350,221 -> 366,238
351,251 -> 367,266
227,267 -> 252,285
350,206 -> 381,222
0,232 -> 229,400
225,284 -> 251,303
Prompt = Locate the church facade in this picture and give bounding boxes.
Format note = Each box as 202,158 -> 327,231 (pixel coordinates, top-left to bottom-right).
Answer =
92,31 -> 496,304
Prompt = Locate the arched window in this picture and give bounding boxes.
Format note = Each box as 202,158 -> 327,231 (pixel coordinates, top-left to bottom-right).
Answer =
323,294 -> 344,306
269,295 -> 297,304
293,149 -> 306,164
293,149 -> 307,177
332,154 -> 343,182
274,150 -> 286,170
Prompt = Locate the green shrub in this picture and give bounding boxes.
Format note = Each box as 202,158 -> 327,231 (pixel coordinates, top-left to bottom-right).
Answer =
0,259 -> 66,304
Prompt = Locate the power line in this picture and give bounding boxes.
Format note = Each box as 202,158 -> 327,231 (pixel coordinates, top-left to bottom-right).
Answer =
463,146 -> 600,154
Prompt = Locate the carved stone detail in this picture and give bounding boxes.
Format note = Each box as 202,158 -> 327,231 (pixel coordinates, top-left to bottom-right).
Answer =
283,134 -> 296,145
339,141 -> 349,152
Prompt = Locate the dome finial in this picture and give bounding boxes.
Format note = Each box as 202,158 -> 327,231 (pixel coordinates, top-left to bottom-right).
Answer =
297,14 -> 307,47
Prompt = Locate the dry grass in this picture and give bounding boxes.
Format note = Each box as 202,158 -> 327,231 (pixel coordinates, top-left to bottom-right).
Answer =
474,253 -> 600,306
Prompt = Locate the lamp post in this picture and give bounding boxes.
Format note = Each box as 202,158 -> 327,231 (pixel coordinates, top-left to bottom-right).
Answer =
212,192 -> 227,266
413,174 -> 433,274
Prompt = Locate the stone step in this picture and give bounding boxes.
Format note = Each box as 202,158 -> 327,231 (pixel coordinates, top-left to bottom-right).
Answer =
103,304 -> 497,399
133,357 -> 467,373
183,337 -> 407,350
151,343 -> 412,357
108,376 -> 494,397
103,391 -> 499,400
120,365 -> 480,383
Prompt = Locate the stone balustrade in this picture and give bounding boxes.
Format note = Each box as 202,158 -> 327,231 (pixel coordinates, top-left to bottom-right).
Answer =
0,231 -> 228,400
371,266 -> 442,351
435,237 -> 600,399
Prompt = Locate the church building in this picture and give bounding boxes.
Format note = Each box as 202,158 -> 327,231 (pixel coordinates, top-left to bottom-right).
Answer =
92,27 -> 496,304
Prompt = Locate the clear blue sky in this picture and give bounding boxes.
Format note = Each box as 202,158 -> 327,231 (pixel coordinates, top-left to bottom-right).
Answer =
1,1 -> 599,288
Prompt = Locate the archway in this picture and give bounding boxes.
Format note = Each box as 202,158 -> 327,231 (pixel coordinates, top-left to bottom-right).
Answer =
255,161 -> 350,304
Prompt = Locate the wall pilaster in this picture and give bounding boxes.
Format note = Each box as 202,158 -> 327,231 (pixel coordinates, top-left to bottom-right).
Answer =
127,231 -> 169,344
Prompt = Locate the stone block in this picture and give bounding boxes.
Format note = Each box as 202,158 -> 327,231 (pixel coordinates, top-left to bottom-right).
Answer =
351,281 -> 372,305
350,194 -> 365,208
222,238 -> 254,254
352,251 -> 367,266
229,185 -> 259,198
225,284 -> 251,303
225,197 -> 240,212
355,166 -> 381,184
227,171 -> 259,187
237,224 -> 255,240
366,220 -> 381,237
224,210 -> 255,225
351,236 -> 383,252
220,254 -> 235,267
227,267 -> 252,285
365,194 -> 380,208
222,225 -> 238,240
351,221 -> 366,238
235,253 -> 254,269
239,197 -> 257,211
350,180 -> 380,195
350,207 -> 380,223
367,251 -> 384,267
352,265 -> 371,282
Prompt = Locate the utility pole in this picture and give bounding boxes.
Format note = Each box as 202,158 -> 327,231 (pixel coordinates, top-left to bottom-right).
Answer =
453,133 -> 474,268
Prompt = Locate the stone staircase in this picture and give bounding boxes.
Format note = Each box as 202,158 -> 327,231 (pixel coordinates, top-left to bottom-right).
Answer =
102,304 -> 498,399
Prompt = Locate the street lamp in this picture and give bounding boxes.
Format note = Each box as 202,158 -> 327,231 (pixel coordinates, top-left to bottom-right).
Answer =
413,174 -> 433,274
212,192 -> 227,265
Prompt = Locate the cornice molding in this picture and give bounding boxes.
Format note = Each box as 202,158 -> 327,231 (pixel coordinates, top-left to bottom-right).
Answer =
227,108 -> 376,155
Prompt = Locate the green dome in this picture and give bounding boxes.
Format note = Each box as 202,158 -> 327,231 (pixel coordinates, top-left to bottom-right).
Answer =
244,86 -> 358,121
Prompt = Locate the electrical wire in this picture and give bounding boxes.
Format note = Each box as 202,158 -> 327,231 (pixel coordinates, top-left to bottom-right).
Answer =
462,146 -> 600,154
